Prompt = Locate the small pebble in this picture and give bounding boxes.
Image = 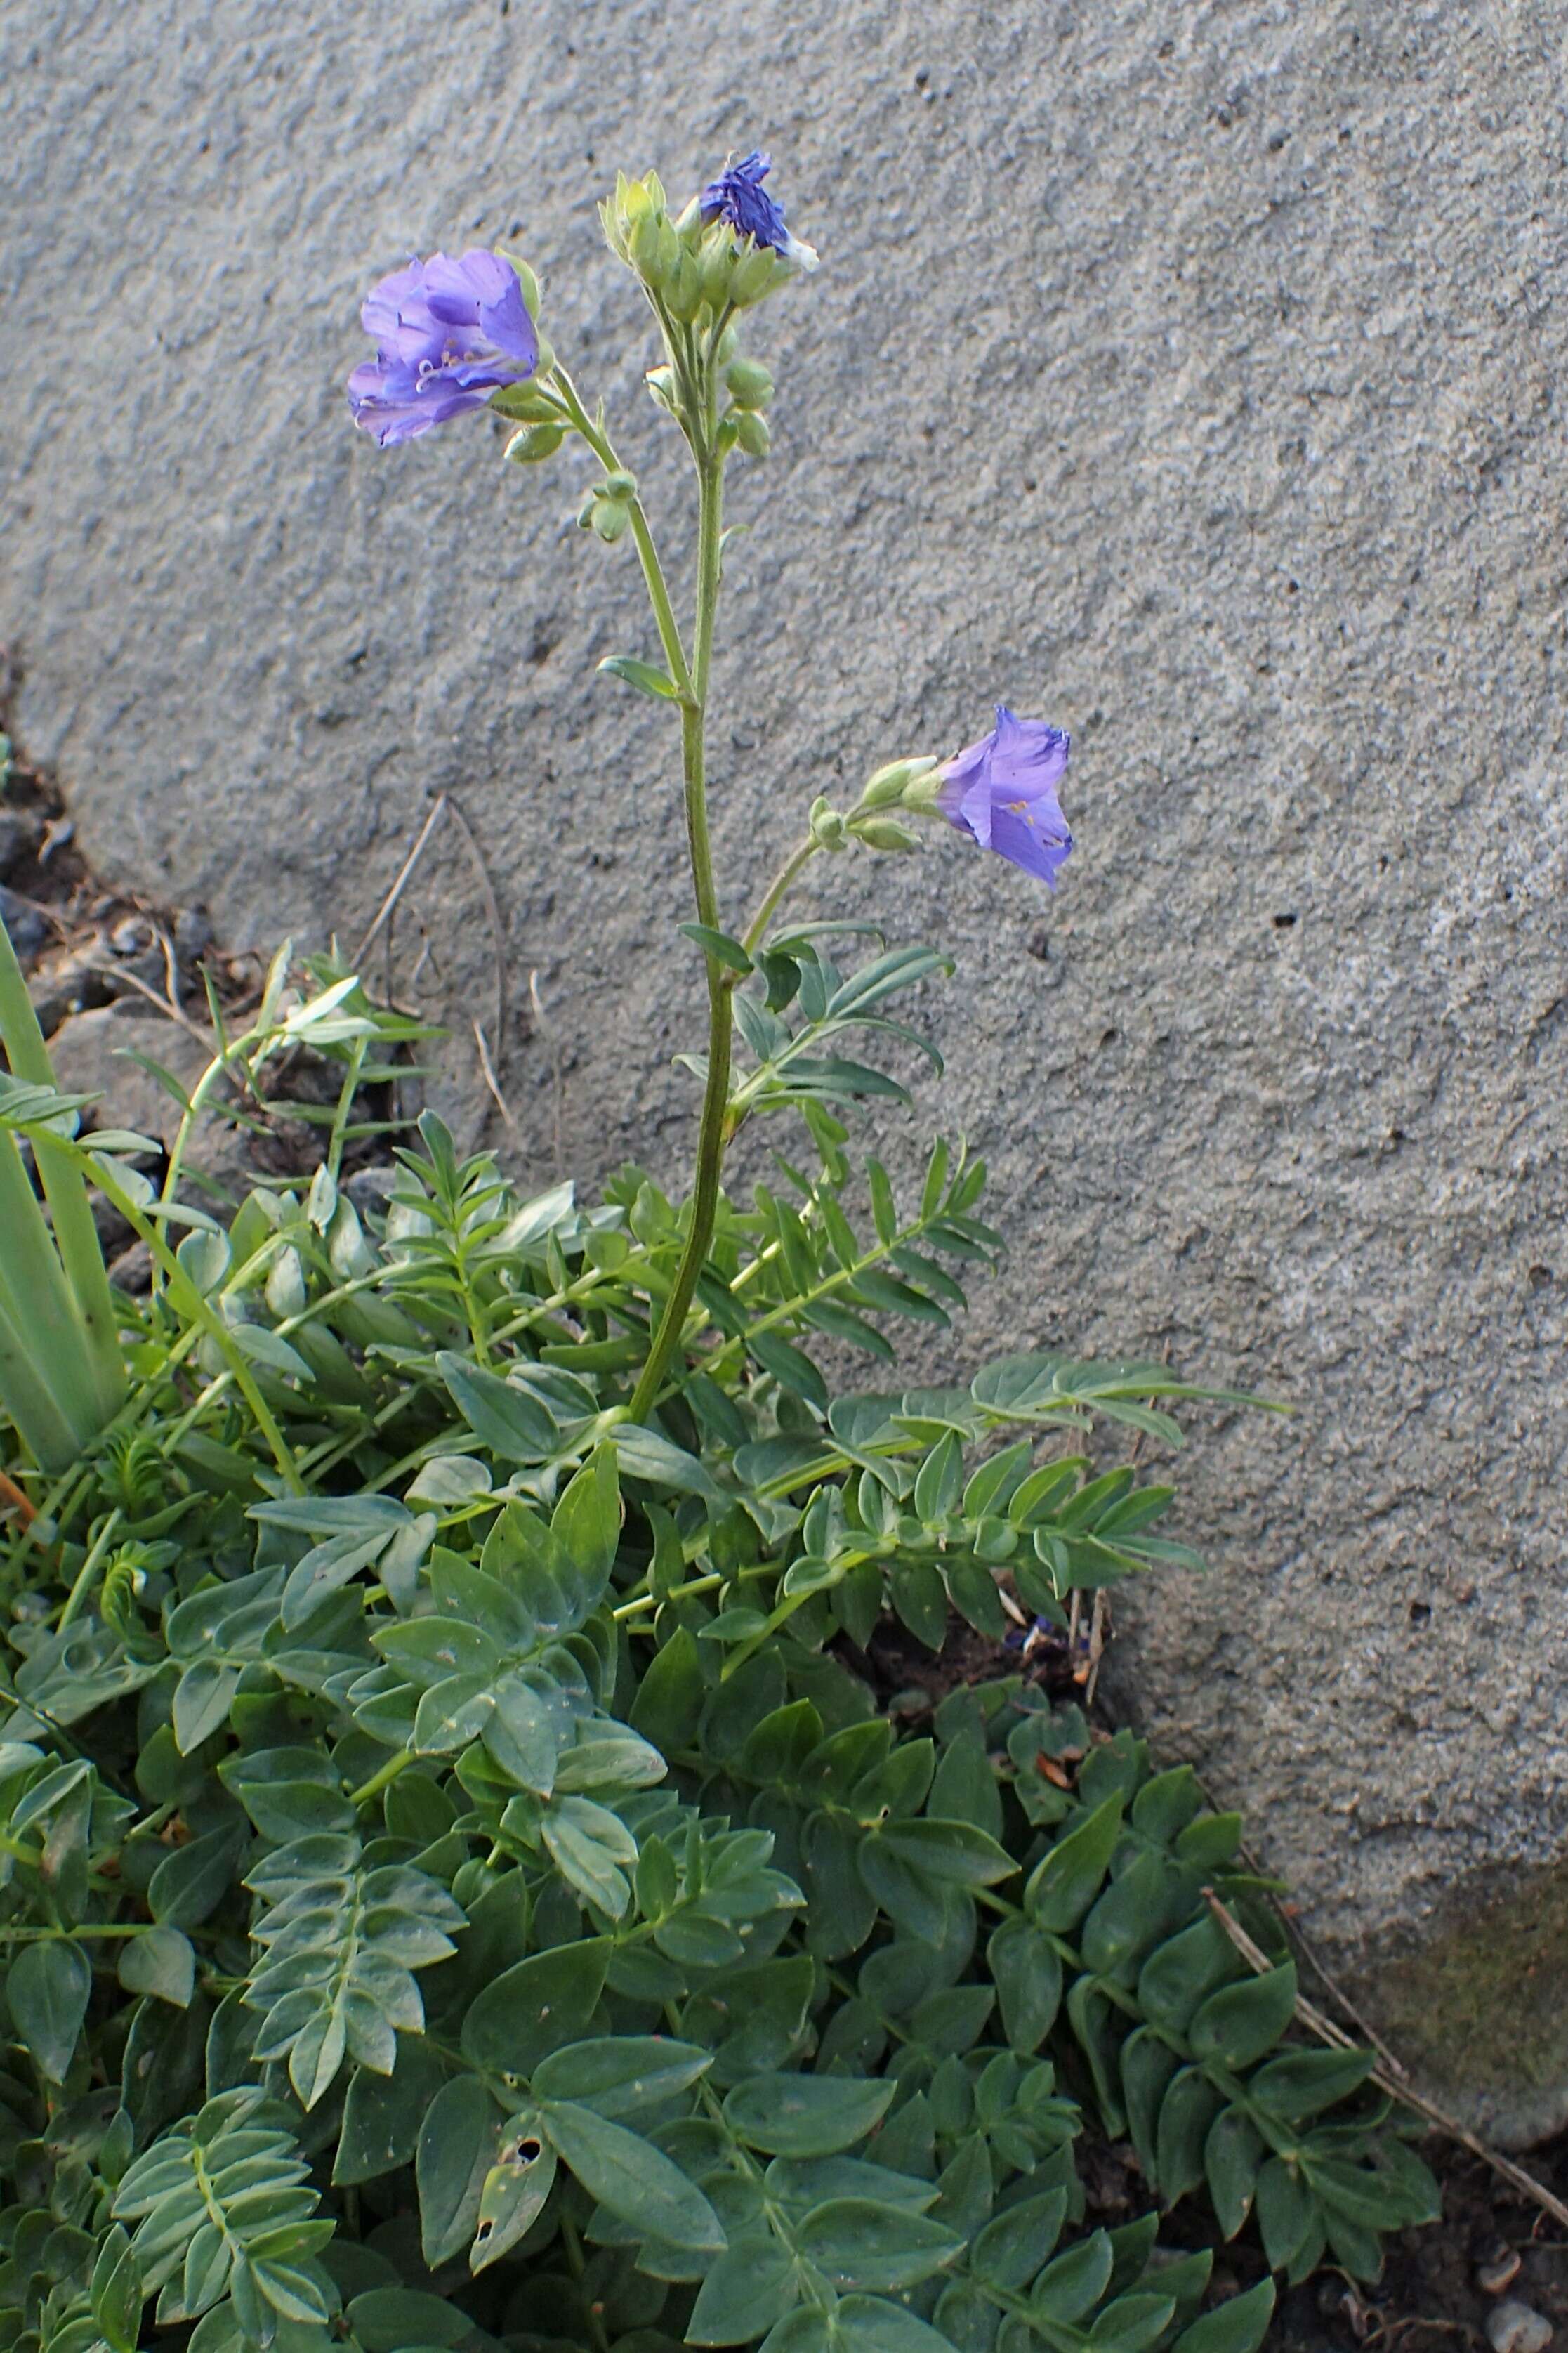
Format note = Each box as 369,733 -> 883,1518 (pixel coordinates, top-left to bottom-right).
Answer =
1487,2300 -> 1553,2353
0,884 -> 47,959
173,905 -> 214,958
107,1240 -> 153,1296
1477,2245 -> 1524,2296
344,1163 -> 400,1218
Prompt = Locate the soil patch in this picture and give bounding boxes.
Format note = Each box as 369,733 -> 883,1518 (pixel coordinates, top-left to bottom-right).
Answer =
0,667 -> 408,1246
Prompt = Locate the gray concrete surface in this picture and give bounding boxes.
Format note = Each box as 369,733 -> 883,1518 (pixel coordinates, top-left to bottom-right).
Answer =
3,0 -> 1565,2137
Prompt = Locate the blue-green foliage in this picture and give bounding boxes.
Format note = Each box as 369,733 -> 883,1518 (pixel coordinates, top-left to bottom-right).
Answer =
0,1074 -> 1435,2353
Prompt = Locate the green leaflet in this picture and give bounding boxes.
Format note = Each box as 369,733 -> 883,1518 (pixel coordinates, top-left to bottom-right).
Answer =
8,1937 -> 91,2082
539,2099 -> 725,2250
242,1833 -> 464,2106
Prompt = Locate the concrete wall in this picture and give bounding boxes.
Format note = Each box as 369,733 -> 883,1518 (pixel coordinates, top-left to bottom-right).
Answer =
3,0 -> 1564,2137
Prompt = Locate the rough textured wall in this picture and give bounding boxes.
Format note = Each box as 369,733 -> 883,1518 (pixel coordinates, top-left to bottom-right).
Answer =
2,0 -> 1564,2138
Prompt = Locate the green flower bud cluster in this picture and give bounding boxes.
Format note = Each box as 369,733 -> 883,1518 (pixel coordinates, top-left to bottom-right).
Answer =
601,172 -> 786,322
804,756 -> 939,860
807,756 -> 940,853
578,468 -> 639,544
808,796 -> 848,851
598,169 -> 798,472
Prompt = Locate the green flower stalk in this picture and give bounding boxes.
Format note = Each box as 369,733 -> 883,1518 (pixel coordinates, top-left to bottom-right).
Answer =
345,153 -> 1076,1429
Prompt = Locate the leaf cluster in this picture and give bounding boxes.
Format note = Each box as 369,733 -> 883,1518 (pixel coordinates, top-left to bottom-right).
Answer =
0,1109 -> 1431,2353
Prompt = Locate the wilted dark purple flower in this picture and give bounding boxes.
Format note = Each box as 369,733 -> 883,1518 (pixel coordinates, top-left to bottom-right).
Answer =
937,706 -> 1073,887
699,150 -> 818,270
348,250 -> 539,447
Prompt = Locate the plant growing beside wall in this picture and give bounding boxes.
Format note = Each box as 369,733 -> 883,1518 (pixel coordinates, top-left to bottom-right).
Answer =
0,152 -> 1437,2353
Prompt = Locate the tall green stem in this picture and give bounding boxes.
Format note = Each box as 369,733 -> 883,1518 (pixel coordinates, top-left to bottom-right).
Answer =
628,450 -> 728,1422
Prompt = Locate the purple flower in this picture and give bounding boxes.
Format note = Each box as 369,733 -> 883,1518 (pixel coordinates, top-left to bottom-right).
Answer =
699,150 -> 818,270
348,250 -> 539,447
937,707 -> 1073,887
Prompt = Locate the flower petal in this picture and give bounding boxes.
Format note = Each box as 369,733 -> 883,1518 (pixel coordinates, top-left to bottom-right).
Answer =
988,804 -> 1072,886
699,149 -> 810,263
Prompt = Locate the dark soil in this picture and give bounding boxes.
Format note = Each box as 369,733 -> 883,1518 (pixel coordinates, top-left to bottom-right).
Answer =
0,667 -> 408,1209
0,657 -> 244,1036
1265,2138 -> 1568,2350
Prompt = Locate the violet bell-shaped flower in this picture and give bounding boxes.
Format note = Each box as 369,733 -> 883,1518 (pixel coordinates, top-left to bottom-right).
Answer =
699,151 -> 818,271
921,706 -> 1074,887
348,249 -> 539,447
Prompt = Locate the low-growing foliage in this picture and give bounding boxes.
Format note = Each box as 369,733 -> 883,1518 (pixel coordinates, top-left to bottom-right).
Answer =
0,1099 -> 1436,2353
0,146 -> 1437,2353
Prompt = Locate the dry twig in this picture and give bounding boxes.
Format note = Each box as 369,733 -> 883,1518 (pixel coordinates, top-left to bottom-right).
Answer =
443,792 -> 508,1071
353,796 -> 449,969
86,962 -> 216,1055
0,1472 -> 37,1528
472,1018 -> 518,1132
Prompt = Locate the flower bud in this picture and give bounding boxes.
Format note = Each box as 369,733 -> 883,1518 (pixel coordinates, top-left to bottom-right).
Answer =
714,322 -> 741,365
645,365 -> 680,419
591,498 -> 631,544
503,254 -> 542,320
667,250 -> 705,322
809,796 -> 848,851
899,766 -> 946,813
605,173 -> 680,297
598,175 -> 640,263
699,235 -> 735,310
859,756 -> 939,809
850,815 -> 921,853
725,358 -> 774,409
631,209 -> 666,283
602,469 -> 638,504
734,411 -> 771,459
506,422 -> 565,463
489,381 -> 562,424
730,244 -> 780,307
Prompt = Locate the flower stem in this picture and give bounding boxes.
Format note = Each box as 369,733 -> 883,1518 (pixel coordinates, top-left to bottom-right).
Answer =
551,366 -> 692,696
55,1507 -> 123,1632
742,837 -> 819,955
349,1750 -> 413,1810
628,449 -> 728,1423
